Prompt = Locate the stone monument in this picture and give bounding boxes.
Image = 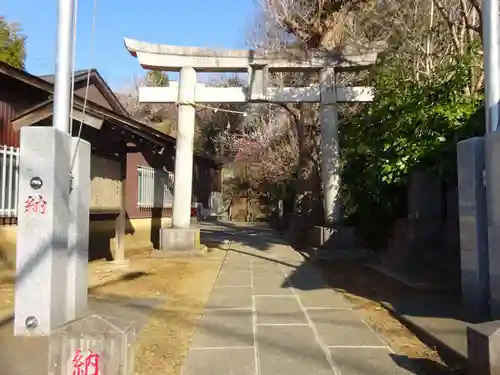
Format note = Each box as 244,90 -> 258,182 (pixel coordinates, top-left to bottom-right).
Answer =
467,320 -> 500,374
485,131 -> 500,318
457,137 -> 489,320
406,170 -> 444,273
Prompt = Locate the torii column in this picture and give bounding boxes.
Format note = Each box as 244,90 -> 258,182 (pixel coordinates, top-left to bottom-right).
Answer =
173,67 -> 197,228
124,38 -> 380,230
320,67 -> 341,223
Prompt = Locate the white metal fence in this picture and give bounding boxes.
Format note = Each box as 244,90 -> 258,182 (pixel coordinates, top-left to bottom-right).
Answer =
0,146 -> 20,218
137,165 -> 174,209
0,152 -> 176,216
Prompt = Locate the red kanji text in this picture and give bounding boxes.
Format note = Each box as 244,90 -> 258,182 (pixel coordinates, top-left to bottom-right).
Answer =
71,349 -> 100,375
24,195 -> 47,215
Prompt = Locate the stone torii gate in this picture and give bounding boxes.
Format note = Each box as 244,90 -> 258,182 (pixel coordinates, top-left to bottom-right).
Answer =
124,38 -> 379,250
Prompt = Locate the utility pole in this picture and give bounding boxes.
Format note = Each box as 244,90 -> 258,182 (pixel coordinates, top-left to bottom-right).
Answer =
53,0 -> 92,324
483,0 -> 500,133
53,0 -> 76,134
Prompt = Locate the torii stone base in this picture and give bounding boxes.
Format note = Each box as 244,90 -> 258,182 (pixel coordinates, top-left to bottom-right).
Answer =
152,227 -> 202,257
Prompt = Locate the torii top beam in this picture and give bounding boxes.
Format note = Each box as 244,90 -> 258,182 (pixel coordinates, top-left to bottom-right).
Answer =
124,38 -> 384,73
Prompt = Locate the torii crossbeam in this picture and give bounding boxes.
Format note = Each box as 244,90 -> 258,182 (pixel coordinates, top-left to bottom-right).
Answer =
139,84 -> 373,104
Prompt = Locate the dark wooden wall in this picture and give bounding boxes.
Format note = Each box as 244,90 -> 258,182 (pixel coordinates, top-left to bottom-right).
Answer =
0,75 -> 49,147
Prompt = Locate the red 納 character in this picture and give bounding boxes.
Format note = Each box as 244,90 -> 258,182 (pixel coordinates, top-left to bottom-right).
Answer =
24,195 -> 47,214
72,349 -> 100,375
24,196 -> 36,213
38,197 -> 47,214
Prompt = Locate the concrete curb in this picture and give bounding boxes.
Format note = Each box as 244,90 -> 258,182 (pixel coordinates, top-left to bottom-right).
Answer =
380,301 -> 467,369
367,264 -> 456,293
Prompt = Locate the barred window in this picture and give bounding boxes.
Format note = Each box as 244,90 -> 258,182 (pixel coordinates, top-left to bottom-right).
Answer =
137,165 -> 174,208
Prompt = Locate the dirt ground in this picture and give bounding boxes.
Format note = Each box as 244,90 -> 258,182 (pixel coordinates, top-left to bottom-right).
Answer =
0,245 -> 226,375
0,268 -> 15,317
316,258 -> 464,375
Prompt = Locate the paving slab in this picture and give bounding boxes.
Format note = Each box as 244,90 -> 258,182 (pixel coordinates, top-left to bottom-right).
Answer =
251,254 -> 278,262
296,288 -> 351,309
256,325 -> 334,375
252,262 -> 285,276
254,264 -> 296,281
191,310 -> 254,348
219,261 -> 251,272
280,264 -> 297,277
223,260 -> 251,271
229,243 -> 258,252
255,296 -> 307,325
276,257 -> 298,266
252,260 -> 283,275
286,264 -> 330,289
182,348 -> 255,375
329,347 -> 415,375
253,276 -> 293,295
251,256 -> 282,266
186,223 -> 412,375
224,251 -> 252,265
273,254 -> 304,265
216,269 -> 252,287
273,260 -> 303,269
205,286 -> 253,309
308,309 -> 388,347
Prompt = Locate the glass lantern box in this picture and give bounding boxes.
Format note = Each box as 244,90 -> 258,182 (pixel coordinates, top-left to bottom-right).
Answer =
48,314 -> 136,375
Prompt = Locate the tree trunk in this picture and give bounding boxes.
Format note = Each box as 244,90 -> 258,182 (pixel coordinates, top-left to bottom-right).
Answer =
285,105 -> 323,245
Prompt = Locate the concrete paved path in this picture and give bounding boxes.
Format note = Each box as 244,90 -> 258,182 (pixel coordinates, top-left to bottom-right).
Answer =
184,223 -> 414,375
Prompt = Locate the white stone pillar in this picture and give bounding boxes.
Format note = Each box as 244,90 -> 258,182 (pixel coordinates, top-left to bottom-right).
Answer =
14,127 -> 71,336
66,137 -> 91,321
172,67 -> 197,228
320,67 -> 341,224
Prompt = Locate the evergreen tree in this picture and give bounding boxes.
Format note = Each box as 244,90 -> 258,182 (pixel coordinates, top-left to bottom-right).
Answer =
0,16 -> 26,69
